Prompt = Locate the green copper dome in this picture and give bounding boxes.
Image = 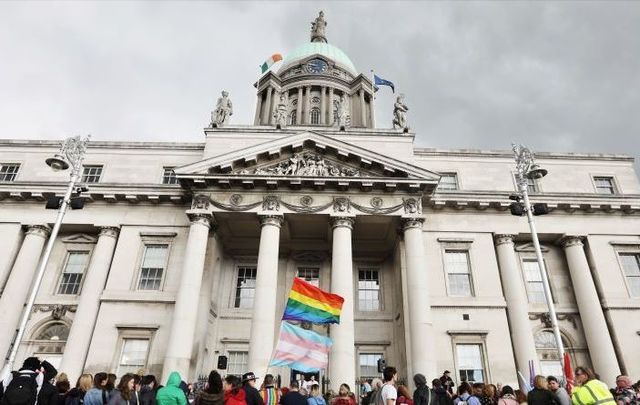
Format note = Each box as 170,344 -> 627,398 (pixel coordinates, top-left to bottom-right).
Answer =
280,42 -> 357,75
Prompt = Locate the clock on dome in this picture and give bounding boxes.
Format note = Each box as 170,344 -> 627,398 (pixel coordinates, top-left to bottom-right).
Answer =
306,58 -> 328,73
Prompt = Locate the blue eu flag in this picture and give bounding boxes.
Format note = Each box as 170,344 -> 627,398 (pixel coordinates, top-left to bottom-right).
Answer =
374,74 -> 395,93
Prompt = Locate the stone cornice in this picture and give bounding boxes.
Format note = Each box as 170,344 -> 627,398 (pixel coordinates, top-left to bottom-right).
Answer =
0,139 -> 204,150
414,147 -> 634,162
204,125 -> 415,138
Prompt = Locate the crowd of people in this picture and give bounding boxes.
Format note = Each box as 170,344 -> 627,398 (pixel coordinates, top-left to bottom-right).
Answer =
1,358 -> 639,405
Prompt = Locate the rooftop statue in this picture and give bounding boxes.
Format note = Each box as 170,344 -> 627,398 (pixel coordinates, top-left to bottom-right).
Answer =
273,93 -> 288,128
211,90 -> 233,127
392,94 -> 409,130
311,11 -> 327,43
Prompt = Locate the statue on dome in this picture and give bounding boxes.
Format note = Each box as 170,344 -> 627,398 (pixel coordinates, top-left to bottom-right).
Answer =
311,11 -> 327,43
273,92 -> 289,128
211,90 -> 233,127
392,94 -> 409,130
333,94 -> 350,128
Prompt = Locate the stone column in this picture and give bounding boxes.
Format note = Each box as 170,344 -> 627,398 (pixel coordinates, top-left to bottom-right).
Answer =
402,218 -> 437,380
163,210 -> 212,380
60,226 -> 120,380
0,225 -> 51,357
494,234 -> 539,387
561,236 -> 620,386
320,86 -> 327,125
329,216 -> 355,390
329,88 -> 335,125
296,87 -> 303,125
247,214 -> 284,373
359,89 -> 366,127
303,86 -> 312,124
262,87 -> 273,125
254,90 -> 263,125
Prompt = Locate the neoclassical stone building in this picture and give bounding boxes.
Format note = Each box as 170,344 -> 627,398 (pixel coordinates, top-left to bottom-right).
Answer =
1,13 -> 639,391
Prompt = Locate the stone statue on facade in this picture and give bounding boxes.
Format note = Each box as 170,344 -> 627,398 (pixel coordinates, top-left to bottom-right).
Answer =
333,95 -> 350,128
273,93 -> 288,128
311,11 -> 327,43
392,94 -> 409,130
211,91 -> 233,127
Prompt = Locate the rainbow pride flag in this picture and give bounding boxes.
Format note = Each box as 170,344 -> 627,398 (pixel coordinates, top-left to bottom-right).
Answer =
282,278 -> 344,324
270,322 -> 332,372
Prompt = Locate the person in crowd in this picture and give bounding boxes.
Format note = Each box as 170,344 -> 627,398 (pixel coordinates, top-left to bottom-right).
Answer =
546,376 -> 570,405
1,357 -> 45,405
381,367 -> 398,405
497,386 -> 517,405
397,385 -> 413,405
298,389 -> 308,398
281,381 -> 309,405
468,383 -> 484,405
571,367 -> 615,405
140,376 -> 158,405
613,375 -> 637,405
361,380 -> 373,405
38,360 -> 59,405
412,375 -> 430,405
258,374 -> 280,405
223,375 -> 246,405
514,391 -> 527,405
109,375 -> 136,405
365,379 -> 384,405
85,373 -> 110,405
65,374 -> 94,405
331,384 -> 355,405
196,371 -> 223,405
440,372 -> 455,396
432,380 -> 453,405
307,384 -> 326,405
527,376 -> 558,405
241,373 -> 262,405
107,375 -> 118,401
56,378 -> 72,405
453,383 -> 472,405
480,385 -> 496,405
156,372 -> 187,405
131,375 -> 142,405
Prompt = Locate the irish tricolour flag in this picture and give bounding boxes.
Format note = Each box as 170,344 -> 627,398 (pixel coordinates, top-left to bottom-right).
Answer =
261,53 -> 283,73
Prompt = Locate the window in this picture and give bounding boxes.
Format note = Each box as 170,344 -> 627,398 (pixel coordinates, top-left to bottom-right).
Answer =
227,351 -> 248,375
439,173 -> 458,190
359,353 -> 383,379
117,339 -> 149,375
138,245 -> 169,290
162,167 -> 178,185
618,253 -> 640,297
81,165 -> 103,183
593,176 -> 615,194
297,267 -> 320,287
456,344 -> 485,382
234,266 -> 257,308
32,322 -> 69,362
0,164 -> 20,182
522,259 -> 552,304
310,108 -> 320,124
290,110 -> 297,125
534,330 -> 570,379
527,177 -> 539,193
358,269 -> 380,311
444,250 -> 473,296
57,251 -> 90,295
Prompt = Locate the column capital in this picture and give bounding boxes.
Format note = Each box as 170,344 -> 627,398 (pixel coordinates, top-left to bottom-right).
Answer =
25,224 -> 51,238
186,210 -> 213,229
401,217 -> 424,231
259,214 -> 284,228
98,226 -> 120,239
330,216 -> 354,230
559,235 -> 585,249
495,234 -> 516,246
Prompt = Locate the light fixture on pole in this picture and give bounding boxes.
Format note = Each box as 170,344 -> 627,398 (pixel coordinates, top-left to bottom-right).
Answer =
512,144 -> 565,371
1,135 -> 90,378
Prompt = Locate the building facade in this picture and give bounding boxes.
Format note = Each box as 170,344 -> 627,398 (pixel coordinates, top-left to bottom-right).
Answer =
1,14 -> 639,390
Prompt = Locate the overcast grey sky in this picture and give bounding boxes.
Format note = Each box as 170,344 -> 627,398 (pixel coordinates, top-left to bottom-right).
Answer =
1,1 -> 639,162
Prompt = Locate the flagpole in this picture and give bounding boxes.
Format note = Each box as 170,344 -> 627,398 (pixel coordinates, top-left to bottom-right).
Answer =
370,69 -> 376,129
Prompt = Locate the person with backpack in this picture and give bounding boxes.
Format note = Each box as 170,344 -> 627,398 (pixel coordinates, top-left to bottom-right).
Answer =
65,375 -> 93,405
195,371 -> 223,405
1,357 -> 44,405
412,375 -> 430,405
453,383 -> 472,405
365,379 -> 383,405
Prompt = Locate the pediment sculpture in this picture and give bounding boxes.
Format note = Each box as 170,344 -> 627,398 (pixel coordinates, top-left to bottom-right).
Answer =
240,153 -> 360,177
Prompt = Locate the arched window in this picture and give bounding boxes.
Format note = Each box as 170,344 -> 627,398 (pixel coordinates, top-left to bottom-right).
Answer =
310,108 -> 320,125
31,322 -> 70,369
534,330 -> 572,378
290,110 -> 297,125
35,323 -> 70,341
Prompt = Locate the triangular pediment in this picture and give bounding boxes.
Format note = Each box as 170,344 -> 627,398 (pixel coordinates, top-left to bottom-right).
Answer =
174,131 -> 441,193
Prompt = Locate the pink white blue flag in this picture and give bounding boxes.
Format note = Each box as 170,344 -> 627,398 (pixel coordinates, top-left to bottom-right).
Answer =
270,322 -> 332,372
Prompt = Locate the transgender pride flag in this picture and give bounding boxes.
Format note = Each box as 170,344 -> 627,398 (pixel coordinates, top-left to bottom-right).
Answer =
269,322 -> 332,372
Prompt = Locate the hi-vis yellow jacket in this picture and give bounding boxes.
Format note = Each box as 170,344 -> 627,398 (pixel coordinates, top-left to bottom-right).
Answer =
571,380 -> 616,405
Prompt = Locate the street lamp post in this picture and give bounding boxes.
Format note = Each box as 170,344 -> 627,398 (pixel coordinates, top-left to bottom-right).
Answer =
1,135 -> 90,378
512,144 -> 565,371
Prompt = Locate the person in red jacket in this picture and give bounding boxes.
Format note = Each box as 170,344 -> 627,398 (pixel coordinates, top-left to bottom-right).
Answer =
224,376 -> 247,405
